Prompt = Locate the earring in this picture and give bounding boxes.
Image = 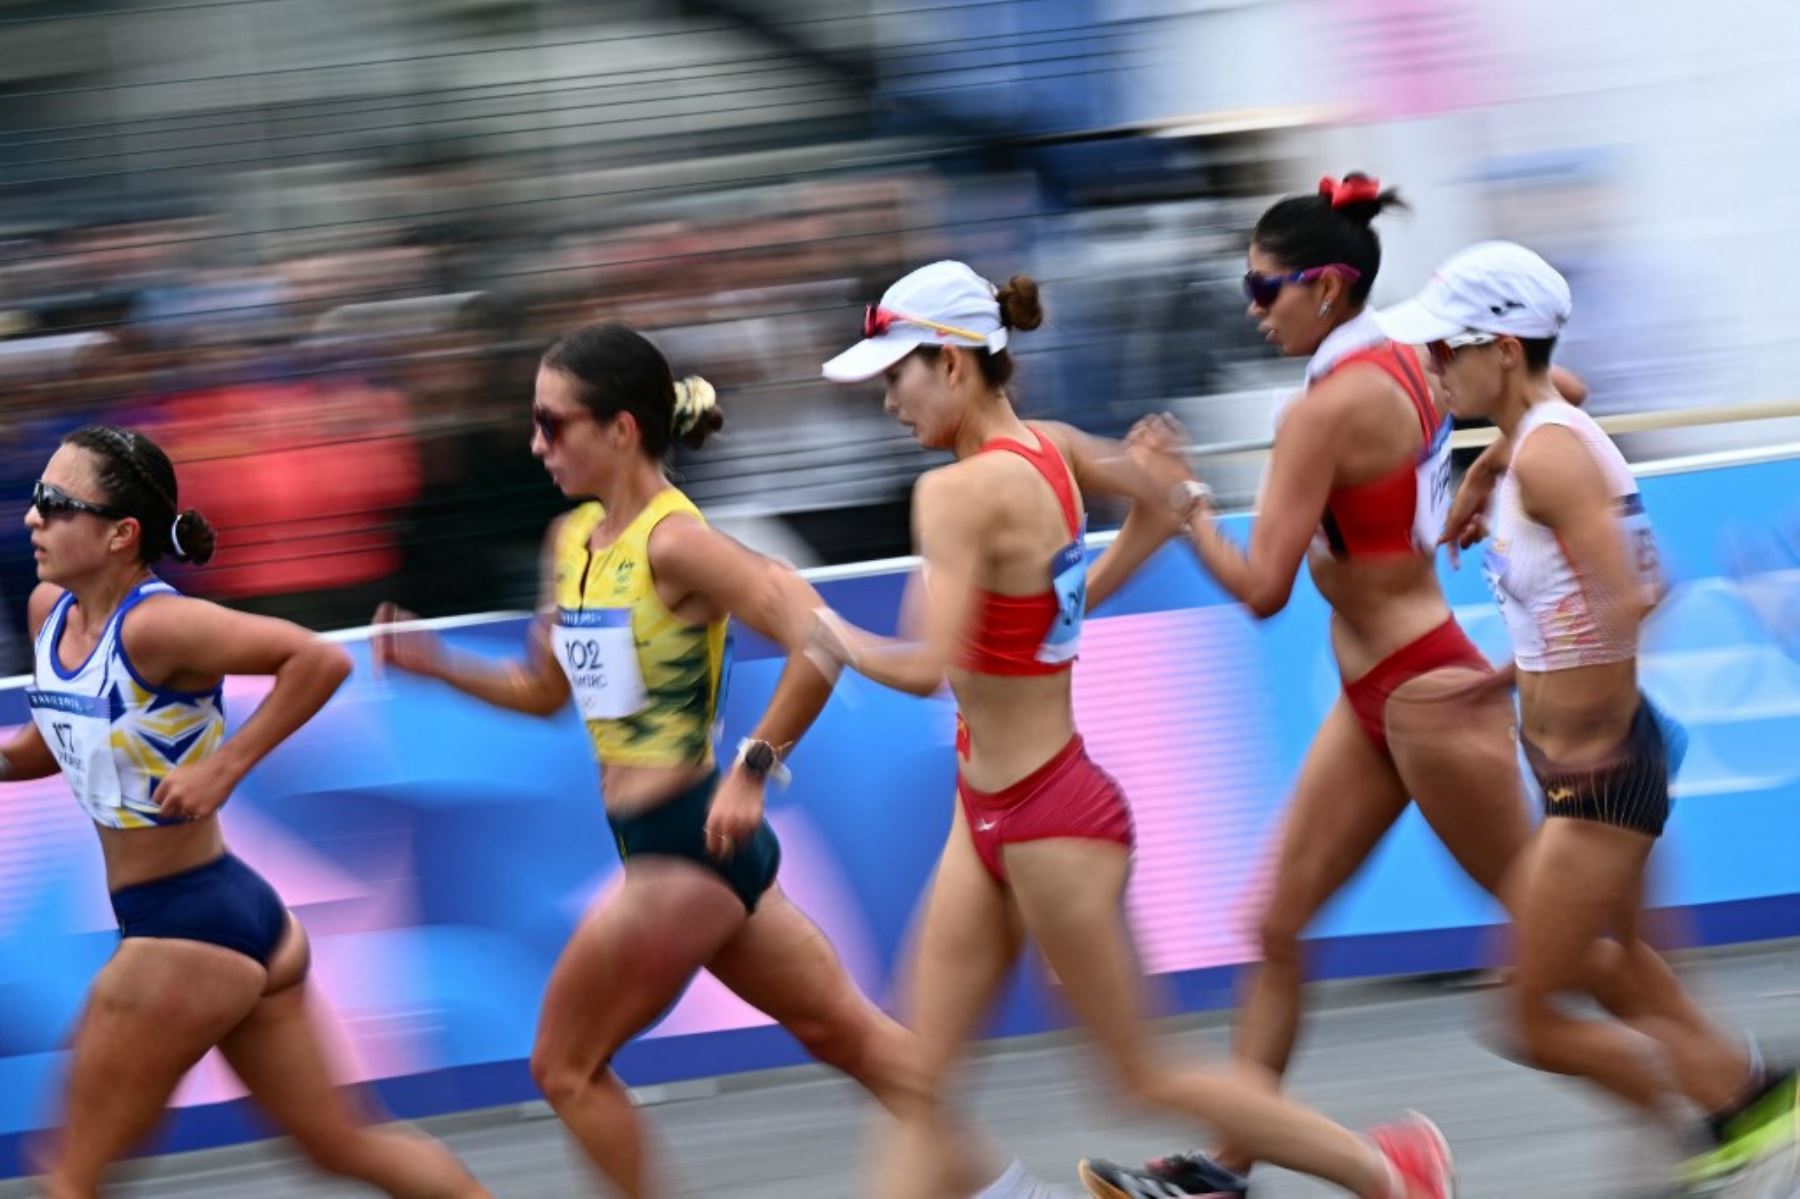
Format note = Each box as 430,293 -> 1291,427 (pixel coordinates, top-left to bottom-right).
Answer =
1319,302 -> 1333,317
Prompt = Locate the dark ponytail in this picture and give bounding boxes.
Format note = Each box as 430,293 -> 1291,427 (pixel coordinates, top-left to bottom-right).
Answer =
62,425 -> 216,566
1252,171 -> 1407,303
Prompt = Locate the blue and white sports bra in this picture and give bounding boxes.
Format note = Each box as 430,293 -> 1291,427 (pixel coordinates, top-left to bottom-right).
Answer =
28,579 -> 226,829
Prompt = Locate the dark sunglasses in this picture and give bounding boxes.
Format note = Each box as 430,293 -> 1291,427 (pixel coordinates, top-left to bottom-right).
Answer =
532,406 -> 596,445
1426,331 -> 1499,372
32,480 -> 126,521
1242,264 -> 1362,309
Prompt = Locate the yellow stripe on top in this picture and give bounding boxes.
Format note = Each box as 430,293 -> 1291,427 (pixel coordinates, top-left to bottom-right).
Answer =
552,489 -> 727,767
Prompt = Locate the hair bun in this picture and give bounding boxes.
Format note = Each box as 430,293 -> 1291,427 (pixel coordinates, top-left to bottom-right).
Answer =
1317,171 -> 1406,227
671,376 -> 723,449
170,509 -> 217,566
995,274 -> 1044,332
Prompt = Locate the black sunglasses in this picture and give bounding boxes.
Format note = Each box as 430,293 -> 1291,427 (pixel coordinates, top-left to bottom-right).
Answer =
532,406 -> 597,445
32,480 -> 127,521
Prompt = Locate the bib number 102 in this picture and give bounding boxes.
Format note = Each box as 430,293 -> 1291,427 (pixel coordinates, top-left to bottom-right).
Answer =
561,638 -> 608,684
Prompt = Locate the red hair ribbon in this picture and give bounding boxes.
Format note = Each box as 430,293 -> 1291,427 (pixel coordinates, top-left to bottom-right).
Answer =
1318,174 -> 1382,209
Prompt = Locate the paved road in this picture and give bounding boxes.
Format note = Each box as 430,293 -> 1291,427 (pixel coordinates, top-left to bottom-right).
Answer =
7,942 -> 1799,1198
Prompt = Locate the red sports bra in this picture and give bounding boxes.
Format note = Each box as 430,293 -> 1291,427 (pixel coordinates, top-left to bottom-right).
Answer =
956,430 -> 1087,676
1316,342 -> 1451,559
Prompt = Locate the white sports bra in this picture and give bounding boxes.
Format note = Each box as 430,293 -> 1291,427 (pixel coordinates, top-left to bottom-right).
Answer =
1484,401 -> 1661,672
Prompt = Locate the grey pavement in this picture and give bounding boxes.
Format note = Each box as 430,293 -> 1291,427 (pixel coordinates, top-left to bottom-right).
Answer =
6,941 -> 1800,1198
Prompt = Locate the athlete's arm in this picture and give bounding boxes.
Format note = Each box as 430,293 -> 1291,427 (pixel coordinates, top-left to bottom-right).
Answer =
1513,425 -> 1648,644
1441,437 -> 1510,565
121,596 -> 353,819
0,585 -> 69,782
1129,387 -> 1342,619
648,515 -> 835,762
817,468 -> 985,697
1439,370 -> 1589,564
1550,366 -> 1589,407
1031,421 -> 1180,613
373,518 -> 572,717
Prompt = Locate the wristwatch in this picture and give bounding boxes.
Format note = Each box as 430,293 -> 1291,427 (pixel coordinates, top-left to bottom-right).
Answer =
1170,479 -> 1214,521
740,739 -> 776,780
736,737 -> 790,787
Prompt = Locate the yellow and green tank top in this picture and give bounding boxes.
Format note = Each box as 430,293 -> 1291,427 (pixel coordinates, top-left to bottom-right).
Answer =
551,489 -> 727,767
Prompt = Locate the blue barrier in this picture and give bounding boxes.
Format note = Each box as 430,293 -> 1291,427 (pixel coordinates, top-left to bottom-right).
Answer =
2,452 -> 1797,1175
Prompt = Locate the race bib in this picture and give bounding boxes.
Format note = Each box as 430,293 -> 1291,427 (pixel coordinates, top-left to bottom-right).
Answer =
27,689 -> 127,819
552,608 -> 647,720
1412,417 -> 1454,553
1037,528 -> 1087,665
1617,493 -> 1662,596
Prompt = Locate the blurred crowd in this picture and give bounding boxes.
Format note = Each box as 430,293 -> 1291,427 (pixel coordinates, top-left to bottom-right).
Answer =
5,0 -> 1790,671
0,138 -> 1289,672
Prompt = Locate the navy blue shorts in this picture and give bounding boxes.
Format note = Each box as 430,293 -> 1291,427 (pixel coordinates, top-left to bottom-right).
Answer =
607,771 -> 781,913
109,853 -> 291,967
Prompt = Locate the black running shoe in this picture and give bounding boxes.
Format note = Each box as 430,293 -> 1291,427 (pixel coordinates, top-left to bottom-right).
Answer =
1143,1150 -> 1250,1197
1079,1157 -> 1248,1199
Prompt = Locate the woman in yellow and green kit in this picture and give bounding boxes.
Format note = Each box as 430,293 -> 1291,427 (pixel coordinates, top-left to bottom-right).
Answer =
372,322 -> 981,1198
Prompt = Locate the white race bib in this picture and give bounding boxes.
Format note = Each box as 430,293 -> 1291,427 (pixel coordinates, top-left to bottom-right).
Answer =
553,608 -> 647,720
1037,527 -> 1087,665
1412,416 -> 1454,553
28,689 -> 106,803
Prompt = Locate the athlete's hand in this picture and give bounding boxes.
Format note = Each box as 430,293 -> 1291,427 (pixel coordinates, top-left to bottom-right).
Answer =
804,607 -> 857,677
155,756 -> 238,821
371,601 -> 446,678
1125,412 -> 1200,493
1440,475 -> 1495,568
704,768 -> 765,861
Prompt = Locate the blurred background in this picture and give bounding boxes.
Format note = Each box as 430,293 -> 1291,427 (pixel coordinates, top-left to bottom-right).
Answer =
2,0 -> 1799,668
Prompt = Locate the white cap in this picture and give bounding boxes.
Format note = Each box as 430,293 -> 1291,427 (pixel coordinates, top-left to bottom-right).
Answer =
821,260 -> 1009,383
1374,241 -> 1572,346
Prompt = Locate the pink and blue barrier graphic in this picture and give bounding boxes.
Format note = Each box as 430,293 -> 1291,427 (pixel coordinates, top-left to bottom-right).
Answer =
2,452 -> 1798,1174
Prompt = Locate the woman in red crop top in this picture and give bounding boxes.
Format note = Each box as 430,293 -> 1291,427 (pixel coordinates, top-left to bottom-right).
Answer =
815,260 -> 1457,1199
1095,176 -> 1611,1196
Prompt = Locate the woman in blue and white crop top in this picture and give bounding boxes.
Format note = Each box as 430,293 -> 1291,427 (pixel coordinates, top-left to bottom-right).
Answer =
4,426 -> 487,1198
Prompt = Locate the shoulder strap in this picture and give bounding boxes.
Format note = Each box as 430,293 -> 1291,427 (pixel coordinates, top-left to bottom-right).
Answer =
1336,343 -> 1439,443
977,431 -> 1082,538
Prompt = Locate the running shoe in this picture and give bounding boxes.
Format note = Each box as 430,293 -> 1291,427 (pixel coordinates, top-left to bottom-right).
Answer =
1367,1112 -> 1456,1199
1142,1150 -> 1250,1197
1676,1070 -> 1800,1197
1079,1157 -> 1242,1198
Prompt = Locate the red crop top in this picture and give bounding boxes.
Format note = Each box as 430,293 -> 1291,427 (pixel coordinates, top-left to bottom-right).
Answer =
1316,342 -> 1452,559
956,430 -> 1088,676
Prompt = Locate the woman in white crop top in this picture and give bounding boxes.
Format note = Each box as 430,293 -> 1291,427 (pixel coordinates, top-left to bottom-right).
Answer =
1380,244 -> 1786,1188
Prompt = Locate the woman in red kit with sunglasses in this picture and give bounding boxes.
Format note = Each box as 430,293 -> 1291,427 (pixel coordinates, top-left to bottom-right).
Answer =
814,260 -> 1457,1199
1081,177 -> 1605,1198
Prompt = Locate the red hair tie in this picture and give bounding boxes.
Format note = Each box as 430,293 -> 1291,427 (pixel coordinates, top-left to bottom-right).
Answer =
1318,174 -> 1382,209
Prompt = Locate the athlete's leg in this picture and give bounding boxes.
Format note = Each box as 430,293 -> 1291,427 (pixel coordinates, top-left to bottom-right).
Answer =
1386,665 -> 1530,903
709,885 -> 995,1195
1006,838 -> 1394,1196
41,939 -> 266,1198
217,916 -> 490,1197
1389,672 -> 1715,1033
1510,818 -> 1680,1117
1216,699 -> 1409,1172
871,809 -> 1027,1199
529,859 -> 747,1199
1608,894 -> 1752,1112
